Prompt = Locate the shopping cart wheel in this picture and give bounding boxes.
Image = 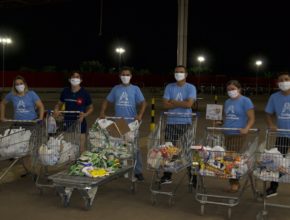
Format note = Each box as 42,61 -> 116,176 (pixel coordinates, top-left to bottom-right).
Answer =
151,194 -> 157,206
227,207 -> 232,219
61,195 -> 69,208
200,205 -> 205,215
37,187 -> 44,195
130,182 -> 136,194
168,197 -> 175,207
256,210 -> 268,220
84,198 -> 93,210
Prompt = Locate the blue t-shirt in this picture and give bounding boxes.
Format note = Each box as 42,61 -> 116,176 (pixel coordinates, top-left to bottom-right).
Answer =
265,91 -> 290,130
5,91 -> 40,120
223,95 -> 254,129
163,82 -> 196,124
106,84 -> 145,120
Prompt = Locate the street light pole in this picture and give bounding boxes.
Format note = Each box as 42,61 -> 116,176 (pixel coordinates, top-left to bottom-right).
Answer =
115,47 -> 125,70
255,60 -> 262,95
197,55 -> 205,89
0,37 -> 12,89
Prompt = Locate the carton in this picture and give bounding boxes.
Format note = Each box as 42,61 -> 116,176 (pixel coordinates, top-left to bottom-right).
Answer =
106,118 -> 130,138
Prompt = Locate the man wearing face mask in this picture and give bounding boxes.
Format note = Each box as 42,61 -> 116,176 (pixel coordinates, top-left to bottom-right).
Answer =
54,72 -> 94,153
160,65 -> 197,184
265,72 -> 290,197
99,66 -> 147,181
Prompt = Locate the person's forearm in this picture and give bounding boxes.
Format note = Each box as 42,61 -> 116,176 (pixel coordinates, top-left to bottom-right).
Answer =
138,101 -> 147,118
0,102 -> 6,120
38,106 -> 44,120
100,100 -> 108,115
84,105 -> 94,117
266,114 -> 276,128
171,100 -> 194,108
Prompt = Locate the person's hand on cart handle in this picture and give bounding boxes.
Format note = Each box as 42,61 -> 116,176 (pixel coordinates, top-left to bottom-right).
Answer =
268,125 -> 278,131
240,128 -> 249,134
0,117 -> 8,122
99,112 -> 106,119
135,114 -> 143,122
79,112 -> 86,123
53,109 -> 61,118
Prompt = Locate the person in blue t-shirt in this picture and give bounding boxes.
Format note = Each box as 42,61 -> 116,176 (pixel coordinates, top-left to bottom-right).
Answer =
54,72 -> 94,153
222,80 -> 255,192
99,66 -> 147,181
1,75 -> 44,121
264,71 -> 290,197
160,65 -> 197,184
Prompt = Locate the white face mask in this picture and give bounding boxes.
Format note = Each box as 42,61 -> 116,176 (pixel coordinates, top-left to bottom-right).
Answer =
15,84 -> 25,93
227,90 -> 239,98
278,82 -> 290,91
70,78 -> 81,86
174,72 -> 186,81
120,76 -> 131,84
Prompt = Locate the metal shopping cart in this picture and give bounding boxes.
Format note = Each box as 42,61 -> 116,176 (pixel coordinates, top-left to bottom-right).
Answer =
192,127 -> 259,219
255,129 -> 290,220
0,120 -> 40,183
48,117 -> 138,210
33,111 -> 81,191
147,112 -> 197,206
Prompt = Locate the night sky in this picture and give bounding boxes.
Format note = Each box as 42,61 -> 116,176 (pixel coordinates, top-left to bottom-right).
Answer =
0,0 -> 290,75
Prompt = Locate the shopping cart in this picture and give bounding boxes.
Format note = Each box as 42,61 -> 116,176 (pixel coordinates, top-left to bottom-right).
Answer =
0,120 -> 40,183
192,127 -> 259,218
254,129 -> 290,220
147,112 -> 197,206
48,116 -> 138,210
33,111 -> 81,191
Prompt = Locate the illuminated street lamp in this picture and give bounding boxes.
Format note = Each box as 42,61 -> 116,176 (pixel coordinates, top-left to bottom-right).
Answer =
0,37 -> 12,89
197,55 -> 205,87
255,60 -> 263,95
115,47 -> 125,69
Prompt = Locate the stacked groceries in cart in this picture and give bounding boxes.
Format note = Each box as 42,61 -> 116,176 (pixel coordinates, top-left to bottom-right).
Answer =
0,126 -> 32,160
68,118 -> 139,178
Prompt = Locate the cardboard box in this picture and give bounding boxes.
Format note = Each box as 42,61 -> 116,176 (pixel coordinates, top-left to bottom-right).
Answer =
106,118 -> 130,138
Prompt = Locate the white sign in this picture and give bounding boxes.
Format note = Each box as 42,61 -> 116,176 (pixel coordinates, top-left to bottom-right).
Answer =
206,104 -> 223,120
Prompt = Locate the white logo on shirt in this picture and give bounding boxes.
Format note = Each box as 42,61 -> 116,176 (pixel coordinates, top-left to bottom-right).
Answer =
117,92 -> 131,107
280,102 -> 290,119
175,92 -> 183,101
16,100 -> 28,113
226,105 -> 238,120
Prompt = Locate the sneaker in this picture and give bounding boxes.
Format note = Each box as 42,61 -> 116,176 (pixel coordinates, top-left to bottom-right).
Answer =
160,175 -> 172,184
134,173 -> 145,181
266,188 -> 278,198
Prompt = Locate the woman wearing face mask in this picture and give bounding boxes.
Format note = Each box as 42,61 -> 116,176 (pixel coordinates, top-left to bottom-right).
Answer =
54,72 -> 94,153
222,80 -> 255,192
0,75 -> 44,121
99,66 -> 147,181
264,72 -> 290,197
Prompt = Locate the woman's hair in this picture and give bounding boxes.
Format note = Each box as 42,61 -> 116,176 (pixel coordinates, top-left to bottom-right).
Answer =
12,75 -> 29,95
226,80 -> 241,89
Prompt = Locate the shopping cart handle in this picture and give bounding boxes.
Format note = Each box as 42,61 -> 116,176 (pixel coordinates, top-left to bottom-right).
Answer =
4,119 -> 39,123
163,112 -> 197,117
207,127 -> 259,132
49,110 -> 81,114
272,128 -> 290,132
105,116 -> 135,120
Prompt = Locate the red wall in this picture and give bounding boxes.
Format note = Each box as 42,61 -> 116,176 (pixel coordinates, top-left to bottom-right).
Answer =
1,71 -> 277,88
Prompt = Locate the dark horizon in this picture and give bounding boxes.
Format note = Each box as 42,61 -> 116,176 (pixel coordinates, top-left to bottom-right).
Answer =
1,0 -> 290,75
